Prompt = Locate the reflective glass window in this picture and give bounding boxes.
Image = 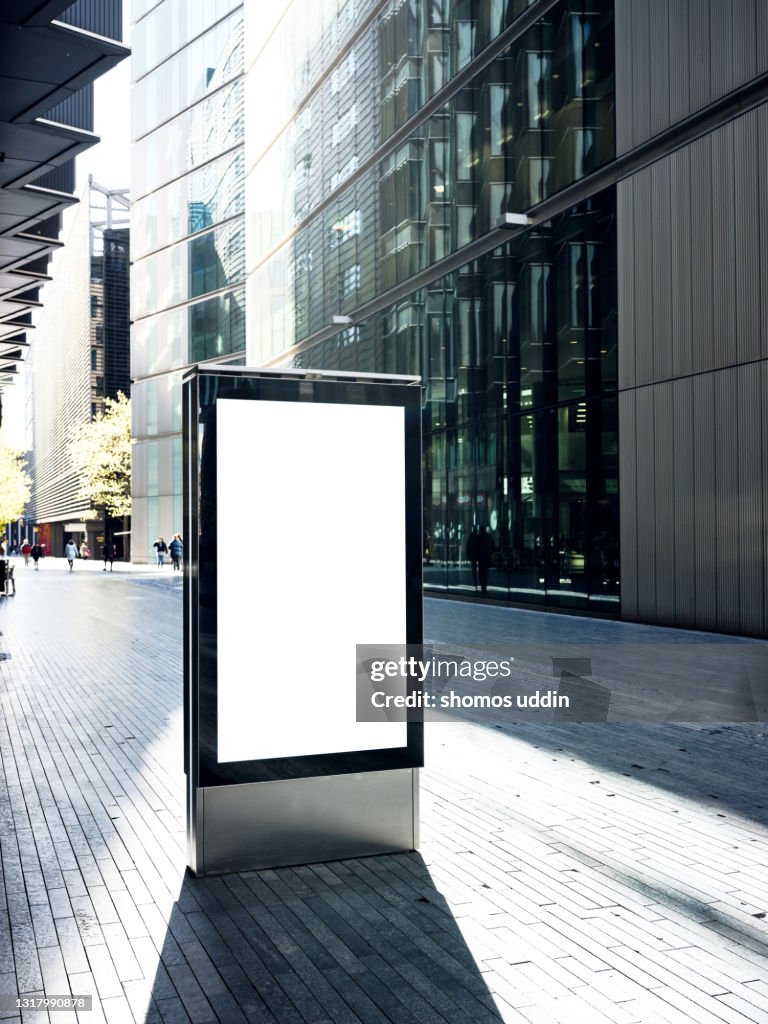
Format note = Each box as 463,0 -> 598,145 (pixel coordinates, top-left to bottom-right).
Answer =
133,78 -> 244,199
133,0 -> 242,80
133,150 -> 244,259
133,12 -> 243,139
290,188 -> 618,612
188,287 -> 246,361
246,0 -> 615,303
132,219 -> 245,319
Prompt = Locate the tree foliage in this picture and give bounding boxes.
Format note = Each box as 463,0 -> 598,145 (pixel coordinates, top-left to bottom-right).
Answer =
0,435 -> 32,523
69,391 -> 132,517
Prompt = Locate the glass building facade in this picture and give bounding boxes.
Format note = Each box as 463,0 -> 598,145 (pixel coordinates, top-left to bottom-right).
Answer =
243,0 -> 618,612
132,0 -> 768,633
131,0 -> 246,561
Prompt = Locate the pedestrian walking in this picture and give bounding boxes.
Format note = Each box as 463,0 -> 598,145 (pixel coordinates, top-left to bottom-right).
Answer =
31,543 -> 42,569
64,539 -> 78,571
169,534 -> 183,571
102,539 -> 115,572
79,540 -> 91,559
153,536 -> 168,567
20,540 -> 31,567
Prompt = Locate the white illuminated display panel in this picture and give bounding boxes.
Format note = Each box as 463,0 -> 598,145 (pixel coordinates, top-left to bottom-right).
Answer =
216,397 -> 408,762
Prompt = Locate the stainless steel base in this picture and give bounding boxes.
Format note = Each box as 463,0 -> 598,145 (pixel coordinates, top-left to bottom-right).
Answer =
188,768 -> 419,876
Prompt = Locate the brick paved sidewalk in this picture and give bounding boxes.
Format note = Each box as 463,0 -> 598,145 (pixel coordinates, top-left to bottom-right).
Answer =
1,573 -> 767,1023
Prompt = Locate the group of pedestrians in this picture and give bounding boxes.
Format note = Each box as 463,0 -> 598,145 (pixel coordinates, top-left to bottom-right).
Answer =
20,540 -> 44,569
153,534 -> 183,571
63,538 -> 117,571
11,535 -> 184,573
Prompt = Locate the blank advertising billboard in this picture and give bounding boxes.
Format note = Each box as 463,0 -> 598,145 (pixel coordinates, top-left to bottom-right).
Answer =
215,396 -> 409,762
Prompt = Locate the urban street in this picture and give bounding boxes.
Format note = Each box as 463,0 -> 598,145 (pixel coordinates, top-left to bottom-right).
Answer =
1,566 -> 767,1023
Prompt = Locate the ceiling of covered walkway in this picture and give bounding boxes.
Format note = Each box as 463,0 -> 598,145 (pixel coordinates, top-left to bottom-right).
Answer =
0,0 -> 128,419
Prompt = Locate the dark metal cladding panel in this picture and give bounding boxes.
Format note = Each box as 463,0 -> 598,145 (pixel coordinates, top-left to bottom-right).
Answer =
43,83 -> 94,131
672,378 -> 696,626
630,0 -> 651,152
688,0 -> 712,114
635,385 -> 656,618
759,104 -> 768,360
618,389 -> 639,619
714,369 -> 740,633
736,362 -> 764,636
650,159 -> 672,383
758,0 -> 768,74
20,256 -> 50,275
57,0 -> 123,41
711,121 -> 737,371
648,0 -> 671,140
732,0 -> 758,86
34,161 -> 75,194
689,134 -> 714,375
762,361 -> 768,635
653,382 -> 675,622
617,1 -> 765,153
617,179 -> 635,390
733,111 -> 761,363
692,372 -> 718,630
25,213 -> 61,238
709,0 -> 735,99
633,168 -> 654,387
669,146 -> 693,377
614,0 -> 633,155
103,228 -> 131,399
668,0 -> 692,127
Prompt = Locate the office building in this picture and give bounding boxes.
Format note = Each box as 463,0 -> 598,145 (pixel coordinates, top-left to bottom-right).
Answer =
132,1 -> 768,636
26,181 -> 130,556
130,0 -> 246,562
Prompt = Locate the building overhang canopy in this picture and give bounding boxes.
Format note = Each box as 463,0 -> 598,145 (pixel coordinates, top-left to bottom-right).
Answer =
0,3 -> 129,396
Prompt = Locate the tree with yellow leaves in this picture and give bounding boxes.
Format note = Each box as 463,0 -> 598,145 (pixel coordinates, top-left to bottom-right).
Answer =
0,435 -> 32,524
69,391 -> 132,517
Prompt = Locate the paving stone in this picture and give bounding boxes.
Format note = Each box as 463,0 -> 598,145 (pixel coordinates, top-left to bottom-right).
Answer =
29,904 -> 58,950
84,946 -> 122,1001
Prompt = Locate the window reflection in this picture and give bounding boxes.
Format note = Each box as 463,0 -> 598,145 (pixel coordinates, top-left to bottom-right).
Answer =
134,150 -> 244,259
292,189 -> 619,612
132,0 -> 242,80
133,13 -> 244,139
133,78 -> 244,198
132,220 -> 245,320
246,0 -> 615,347
189,288 -> 246,362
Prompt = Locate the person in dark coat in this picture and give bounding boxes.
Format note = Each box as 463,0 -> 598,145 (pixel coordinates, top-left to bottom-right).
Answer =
476,525 -> 495,594
102,539 -> 115,572
169,534 -> 183,572
31,543 -> 42,570
153,536 -> 168,567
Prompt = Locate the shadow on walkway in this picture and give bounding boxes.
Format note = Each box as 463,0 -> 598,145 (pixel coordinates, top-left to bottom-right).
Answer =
146,853 -> 504,1024
423,598 -> 768,827
492,720 -> 768,830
